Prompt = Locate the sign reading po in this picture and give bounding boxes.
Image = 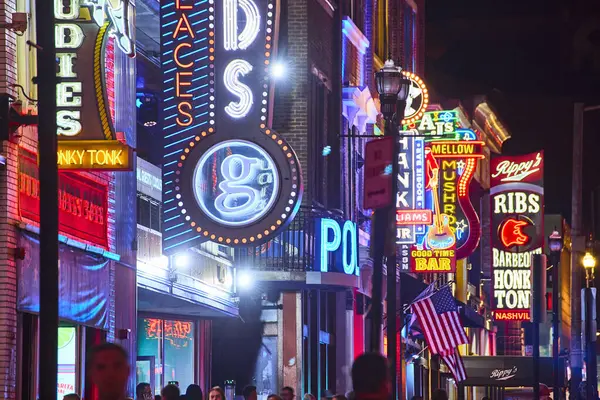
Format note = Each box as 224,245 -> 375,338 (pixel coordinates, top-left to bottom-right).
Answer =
161,0 -> 303,253
315,218 -> 359,275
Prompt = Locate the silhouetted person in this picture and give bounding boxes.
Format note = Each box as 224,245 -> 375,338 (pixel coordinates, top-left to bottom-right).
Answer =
137,383 -> 153,400
155,396 -> 162,400
88,343 -> 130,400
281,387 -> 295,400
64,394 -> 80,400
268,395 -> 282,400
162,384 -> 181,400
351,353 -> 389,400
431,390 -> 448,400
186,384 -> 203,400
303,394 -> 316,400
243,386 -> 257,400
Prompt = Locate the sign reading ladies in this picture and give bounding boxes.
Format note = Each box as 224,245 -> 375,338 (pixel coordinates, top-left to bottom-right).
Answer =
161,0 -> 303,253
490,152 -> 544,321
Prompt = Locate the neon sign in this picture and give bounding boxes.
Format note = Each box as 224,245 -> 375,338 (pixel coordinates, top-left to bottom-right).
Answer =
491,152 -> 543,184
396,136 -> 422,244
403,110 -> 459,138
409,129 -> 484,269
54,0 -> 134,138
491,152 -> 544,321
193,140 -> 279,226
161,0 -> 302,252
400,72 -> 429,125
315,218 -> 358,275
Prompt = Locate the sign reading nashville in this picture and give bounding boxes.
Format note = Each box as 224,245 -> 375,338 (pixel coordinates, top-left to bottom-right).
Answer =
490,152 -> 544,321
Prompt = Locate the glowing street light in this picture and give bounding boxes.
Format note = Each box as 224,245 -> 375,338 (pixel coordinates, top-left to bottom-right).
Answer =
174,253 -> 189,269
237,270 -> 253,290
583,252 -> 596,287
270,61 -> 286,79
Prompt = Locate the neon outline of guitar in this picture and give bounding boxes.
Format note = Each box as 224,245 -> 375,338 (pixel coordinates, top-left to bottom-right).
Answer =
426,167 -> 456,250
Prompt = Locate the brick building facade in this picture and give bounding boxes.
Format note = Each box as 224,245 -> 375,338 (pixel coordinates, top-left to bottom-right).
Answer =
0,0 -> 138,398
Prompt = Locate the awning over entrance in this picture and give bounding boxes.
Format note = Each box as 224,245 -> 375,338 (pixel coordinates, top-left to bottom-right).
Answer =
460,356 -> 565,387
137,268 -> 238,318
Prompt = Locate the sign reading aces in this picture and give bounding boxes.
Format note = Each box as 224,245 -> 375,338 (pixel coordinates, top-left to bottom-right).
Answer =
161,0 -> 303,253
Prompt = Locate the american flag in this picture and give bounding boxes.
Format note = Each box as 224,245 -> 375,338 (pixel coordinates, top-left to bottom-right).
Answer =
411,285 -> 469,382
441,348 -> 467,382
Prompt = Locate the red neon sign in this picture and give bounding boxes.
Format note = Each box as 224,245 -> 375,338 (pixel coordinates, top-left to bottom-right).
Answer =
18,148 -> 108,248
494,310 -> 530,321
396,209 -> 433,225
499,218 -> 531,248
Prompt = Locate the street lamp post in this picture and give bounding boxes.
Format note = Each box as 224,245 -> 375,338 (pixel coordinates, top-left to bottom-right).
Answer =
374,59 -> 411,400
583,251 -> 597,399
548,229 -> 563,400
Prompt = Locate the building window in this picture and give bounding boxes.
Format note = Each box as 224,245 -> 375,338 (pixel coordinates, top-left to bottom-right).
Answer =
375,0 -> 387,61
403,5 -> 417,71
309,75 -> 341,208
137,318 -> 195,394
137,194 -> 161,232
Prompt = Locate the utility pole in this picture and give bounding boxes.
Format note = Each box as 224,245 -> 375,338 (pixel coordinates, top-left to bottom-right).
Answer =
36,1 -> 59,400
571,102 -> 584,396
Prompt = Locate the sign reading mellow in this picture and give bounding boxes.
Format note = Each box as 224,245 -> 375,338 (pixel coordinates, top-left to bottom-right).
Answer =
160,0 -> 303,252
54,0 -> 134,170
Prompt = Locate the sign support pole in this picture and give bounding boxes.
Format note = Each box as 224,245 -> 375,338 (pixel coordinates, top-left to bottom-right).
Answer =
386,114 -> 399,400
36,1 -> 59,399
571,102 -> 584,395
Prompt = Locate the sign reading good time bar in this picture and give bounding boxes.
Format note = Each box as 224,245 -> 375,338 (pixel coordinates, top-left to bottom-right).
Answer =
54,0 -> 134,170
490,152 -> 544,321
160,0 -> 302,253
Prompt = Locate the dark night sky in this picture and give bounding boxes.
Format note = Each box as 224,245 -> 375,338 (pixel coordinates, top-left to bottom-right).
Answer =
425,0 -> 600,230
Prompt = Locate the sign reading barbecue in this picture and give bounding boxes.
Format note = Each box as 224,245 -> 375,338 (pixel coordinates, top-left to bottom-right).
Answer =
490,152 -> 544,321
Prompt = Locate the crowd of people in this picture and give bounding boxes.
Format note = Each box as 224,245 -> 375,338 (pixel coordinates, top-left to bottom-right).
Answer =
65,342 -> 450,400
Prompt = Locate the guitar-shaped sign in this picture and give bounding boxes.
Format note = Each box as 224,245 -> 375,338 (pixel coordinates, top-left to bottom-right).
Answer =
426,163 -> 456,250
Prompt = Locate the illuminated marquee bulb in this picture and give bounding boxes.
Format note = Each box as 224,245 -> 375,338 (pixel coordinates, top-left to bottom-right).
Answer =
224,59 -> 254,119
223,0 -> 261,51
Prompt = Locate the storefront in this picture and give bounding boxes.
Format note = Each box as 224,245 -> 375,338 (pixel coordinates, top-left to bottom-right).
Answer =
16,231 -> 119,399
136,157 -> 238,395
455,356 -> 565,400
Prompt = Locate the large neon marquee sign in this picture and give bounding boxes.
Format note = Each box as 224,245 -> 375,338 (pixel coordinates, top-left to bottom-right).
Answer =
490,152 -> 544,321
399,120 -> 483,273
54,0 -> 134,169
161,0 -> 302,252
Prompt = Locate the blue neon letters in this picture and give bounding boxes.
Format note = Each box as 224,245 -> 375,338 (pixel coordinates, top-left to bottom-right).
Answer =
316,218 -> 359,275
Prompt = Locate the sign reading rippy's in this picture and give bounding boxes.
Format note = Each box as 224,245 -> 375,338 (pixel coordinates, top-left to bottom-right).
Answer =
160,0 -> 303,252
490,152 -> 544,321
54,0 -> 134,170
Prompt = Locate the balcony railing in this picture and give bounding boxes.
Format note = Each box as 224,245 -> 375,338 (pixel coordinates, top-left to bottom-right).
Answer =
235,207 -> 348,272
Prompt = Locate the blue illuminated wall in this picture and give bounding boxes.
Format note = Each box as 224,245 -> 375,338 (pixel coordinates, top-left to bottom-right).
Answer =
160,0 -> 212,252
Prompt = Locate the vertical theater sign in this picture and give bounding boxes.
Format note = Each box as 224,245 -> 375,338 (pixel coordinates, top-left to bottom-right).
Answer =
161,0 -> 303,252
54,0 -> 134,170
490,152 -> 544,321
397,107 -> 485,273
